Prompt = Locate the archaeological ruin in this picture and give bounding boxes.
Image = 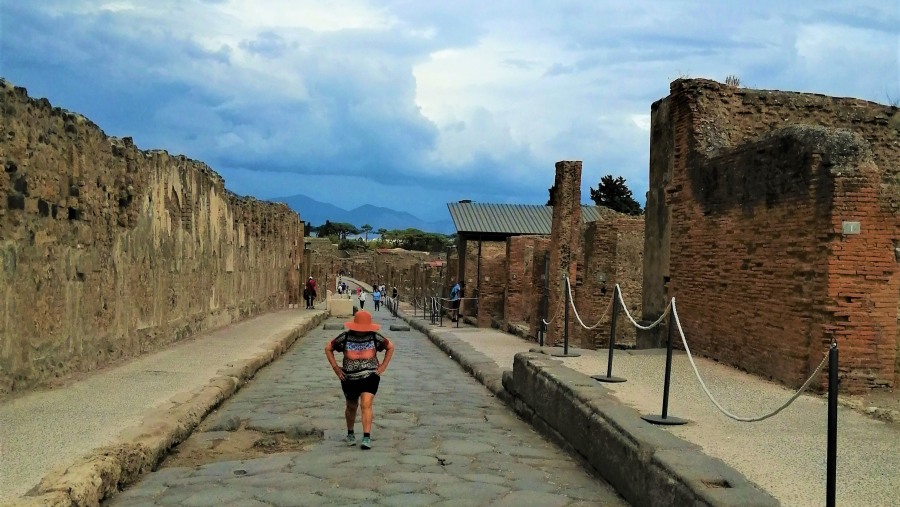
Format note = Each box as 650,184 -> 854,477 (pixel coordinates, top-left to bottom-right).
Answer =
643,78 -> 899,392
0,81 -> 305,394
2,75 -> 895,398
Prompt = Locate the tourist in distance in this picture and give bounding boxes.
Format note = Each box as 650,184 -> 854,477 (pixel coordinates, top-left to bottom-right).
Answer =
305,277 -> 317,309
392,286 -> 398,299
358,289 -> 367,309
449,279 -> 461,322
325,311 -> 394,450
373,287 -> 381,311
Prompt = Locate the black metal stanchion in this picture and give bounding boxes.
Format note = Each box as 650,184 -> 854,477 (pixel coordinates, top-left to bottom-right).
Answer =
642,309 -> 686,425
826,341 -> 838,507
564,280 -> 570,355
540,252 -> 549,347
439,299 -> 444,327
593,286 -> 626,383
551,277 -> 580,357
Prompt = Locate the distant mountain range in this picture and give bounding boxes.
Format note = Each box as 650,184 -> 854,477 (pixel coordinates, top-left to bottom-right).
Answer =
269,194 -> 456,235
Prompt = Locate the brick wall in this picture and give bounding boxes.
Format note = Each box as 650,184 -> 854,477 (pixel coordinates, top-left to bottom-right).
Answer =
476,240 -> 507,327
547,161 -> 582,346
652,78 -> 899,392
574,217 -> 644,349
505,236 -> 539,327
0,82 -> 304,394
527,237 -> 552,341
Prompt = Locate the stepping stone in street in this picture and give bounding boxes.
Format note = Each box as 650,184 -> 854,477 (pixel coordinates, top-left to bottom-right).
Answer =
323,323 -> 344,330
389,324 -> 410,331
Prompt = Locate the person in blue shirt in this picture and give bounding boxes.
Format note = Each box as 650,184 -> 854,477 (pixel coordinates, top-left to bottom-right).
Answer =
373,288 -> 381,311
449,280 -> 461,322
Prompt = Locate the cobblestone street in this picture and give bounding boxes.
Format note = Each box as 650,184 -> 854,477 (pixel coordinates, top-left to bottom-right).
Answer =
108,311 -> 626,506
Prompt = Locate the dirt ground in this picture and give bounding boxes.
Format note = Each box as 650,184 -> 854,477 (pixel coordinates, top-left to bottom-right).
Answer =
841,387 -> 900,424
160,425 -> 317,468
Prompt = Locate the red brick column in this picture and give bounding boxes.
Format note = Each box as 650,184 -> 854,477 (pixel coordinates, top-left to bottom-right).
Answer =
547,161 -> 582,347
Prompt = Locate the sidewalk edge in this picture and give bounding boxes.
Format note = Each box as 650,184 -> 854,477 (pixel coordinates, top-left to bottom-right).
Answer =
398,309 -> 780,507
12,311 -> 328,507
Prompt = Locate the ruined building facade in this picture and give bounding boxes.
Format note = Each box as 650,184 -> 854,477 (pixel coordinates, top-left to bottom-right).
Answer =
0,82 -> 304,394
643,79 -> 899,392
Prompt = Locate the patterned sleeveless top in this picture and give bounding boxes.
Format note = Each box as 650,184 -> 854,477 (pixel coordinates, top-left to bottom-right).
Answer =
330,331 -> 388,380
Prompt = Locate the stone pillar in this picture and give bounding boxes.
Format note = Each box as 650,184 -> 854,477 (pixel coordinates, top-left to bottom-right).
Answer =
547,161 -> 582,347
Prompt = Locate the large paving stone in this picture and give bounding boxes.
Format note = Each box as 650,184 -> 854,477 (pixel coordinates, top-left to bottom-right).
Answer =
110,315 -> 626,507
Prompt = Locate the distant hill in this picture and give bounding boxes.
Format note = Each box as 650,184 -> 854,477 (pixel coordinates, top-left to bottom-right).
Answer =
269,194 -> 456,235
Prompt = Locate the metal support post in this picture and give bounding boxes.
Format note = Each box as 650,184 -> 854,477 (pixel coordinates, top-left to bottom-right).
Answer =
563,278 -> 570,355
642,308 -> 686,425
826,341 -> 838,507
594,286 -> 626,383
551,276 -> 581,358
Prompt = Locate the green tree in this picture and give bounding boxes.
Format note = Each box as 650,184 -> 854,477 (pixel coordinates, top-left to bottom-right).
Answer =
316,221 -> 359,240
317,220 -> 339,238
589,175 -> 643,215
360,224 -> 373,242
381,228 -> 452,252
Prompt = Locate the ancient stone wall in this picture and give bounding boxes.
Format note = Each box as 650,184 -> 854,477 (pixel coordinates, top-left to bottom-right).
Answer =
641,97 -> 674,347
527,237 -> 552,341
0,82 -> 303,394
546,161 -> 582,346
574,217 -> 644,349
474,240 -> 507,327
648,78 -> 899,392
504,236 -> 544,329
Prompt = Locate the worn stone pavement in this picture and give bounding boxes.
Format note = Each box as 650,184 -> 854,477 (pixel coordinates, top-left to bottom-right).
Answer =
108,310 -> 627,507
0,310 -> 327,504
396,304 -> 900,507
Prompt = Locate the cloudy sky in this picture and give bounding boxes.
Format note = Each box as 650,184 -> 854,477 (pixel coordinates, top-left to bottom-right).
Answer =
1,1 -> 897,222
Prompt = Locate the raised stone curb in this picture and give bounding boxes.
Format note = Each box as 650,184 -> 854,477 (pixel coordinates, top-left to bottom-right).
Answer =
13,311 -> 328,507
396,308 -> 779,507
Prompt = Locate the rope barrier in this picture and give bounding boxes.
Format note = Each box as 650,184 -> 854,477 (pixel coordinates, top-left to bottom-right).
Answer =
541,284 -> 565,326
616,284 -> 670,330
672,298 -> 829,422
565,276 -> 613,330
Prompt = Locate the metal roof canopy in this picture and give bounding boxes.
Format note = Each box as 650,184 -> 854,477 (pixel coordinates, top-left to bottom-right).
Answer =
447,201 -> 606,236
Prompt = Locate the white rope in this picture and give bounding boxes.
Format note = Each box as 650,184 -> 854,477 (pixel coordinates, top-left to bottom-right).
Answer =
672,298 -> 829,422
541,282 -> 565,326
565,276 -> 614,330
616,284 -> 670,330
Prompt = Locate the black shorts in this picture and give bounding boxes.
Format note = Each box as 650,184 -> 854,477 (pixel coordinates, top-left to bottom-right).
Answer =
341,374 -> 380,400
452,299 -> 460,309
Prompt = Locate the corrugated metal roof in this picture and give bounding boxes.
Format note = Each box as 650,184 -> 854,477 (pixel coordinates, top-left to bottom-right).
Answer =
447,202 -> 606,235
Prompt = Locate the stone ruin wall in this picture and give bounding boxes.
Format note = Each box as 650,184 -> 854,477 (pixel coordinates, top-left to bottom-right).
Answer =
330,248 -> 444,305
0,82 -> 304,394
652,78 -> 899,392
472,240 -> 507,328
504,235 -> 546,331
546,161 -> 583,346
574,216 -> 644,349
526,237 -> 552,341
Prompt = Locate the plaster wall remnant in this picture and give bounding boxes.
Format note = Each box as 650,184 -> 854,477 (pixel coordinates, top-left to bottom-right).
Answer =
546,161 -> 582,346
0,81 -> 304,395
644,78 -> 899,392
